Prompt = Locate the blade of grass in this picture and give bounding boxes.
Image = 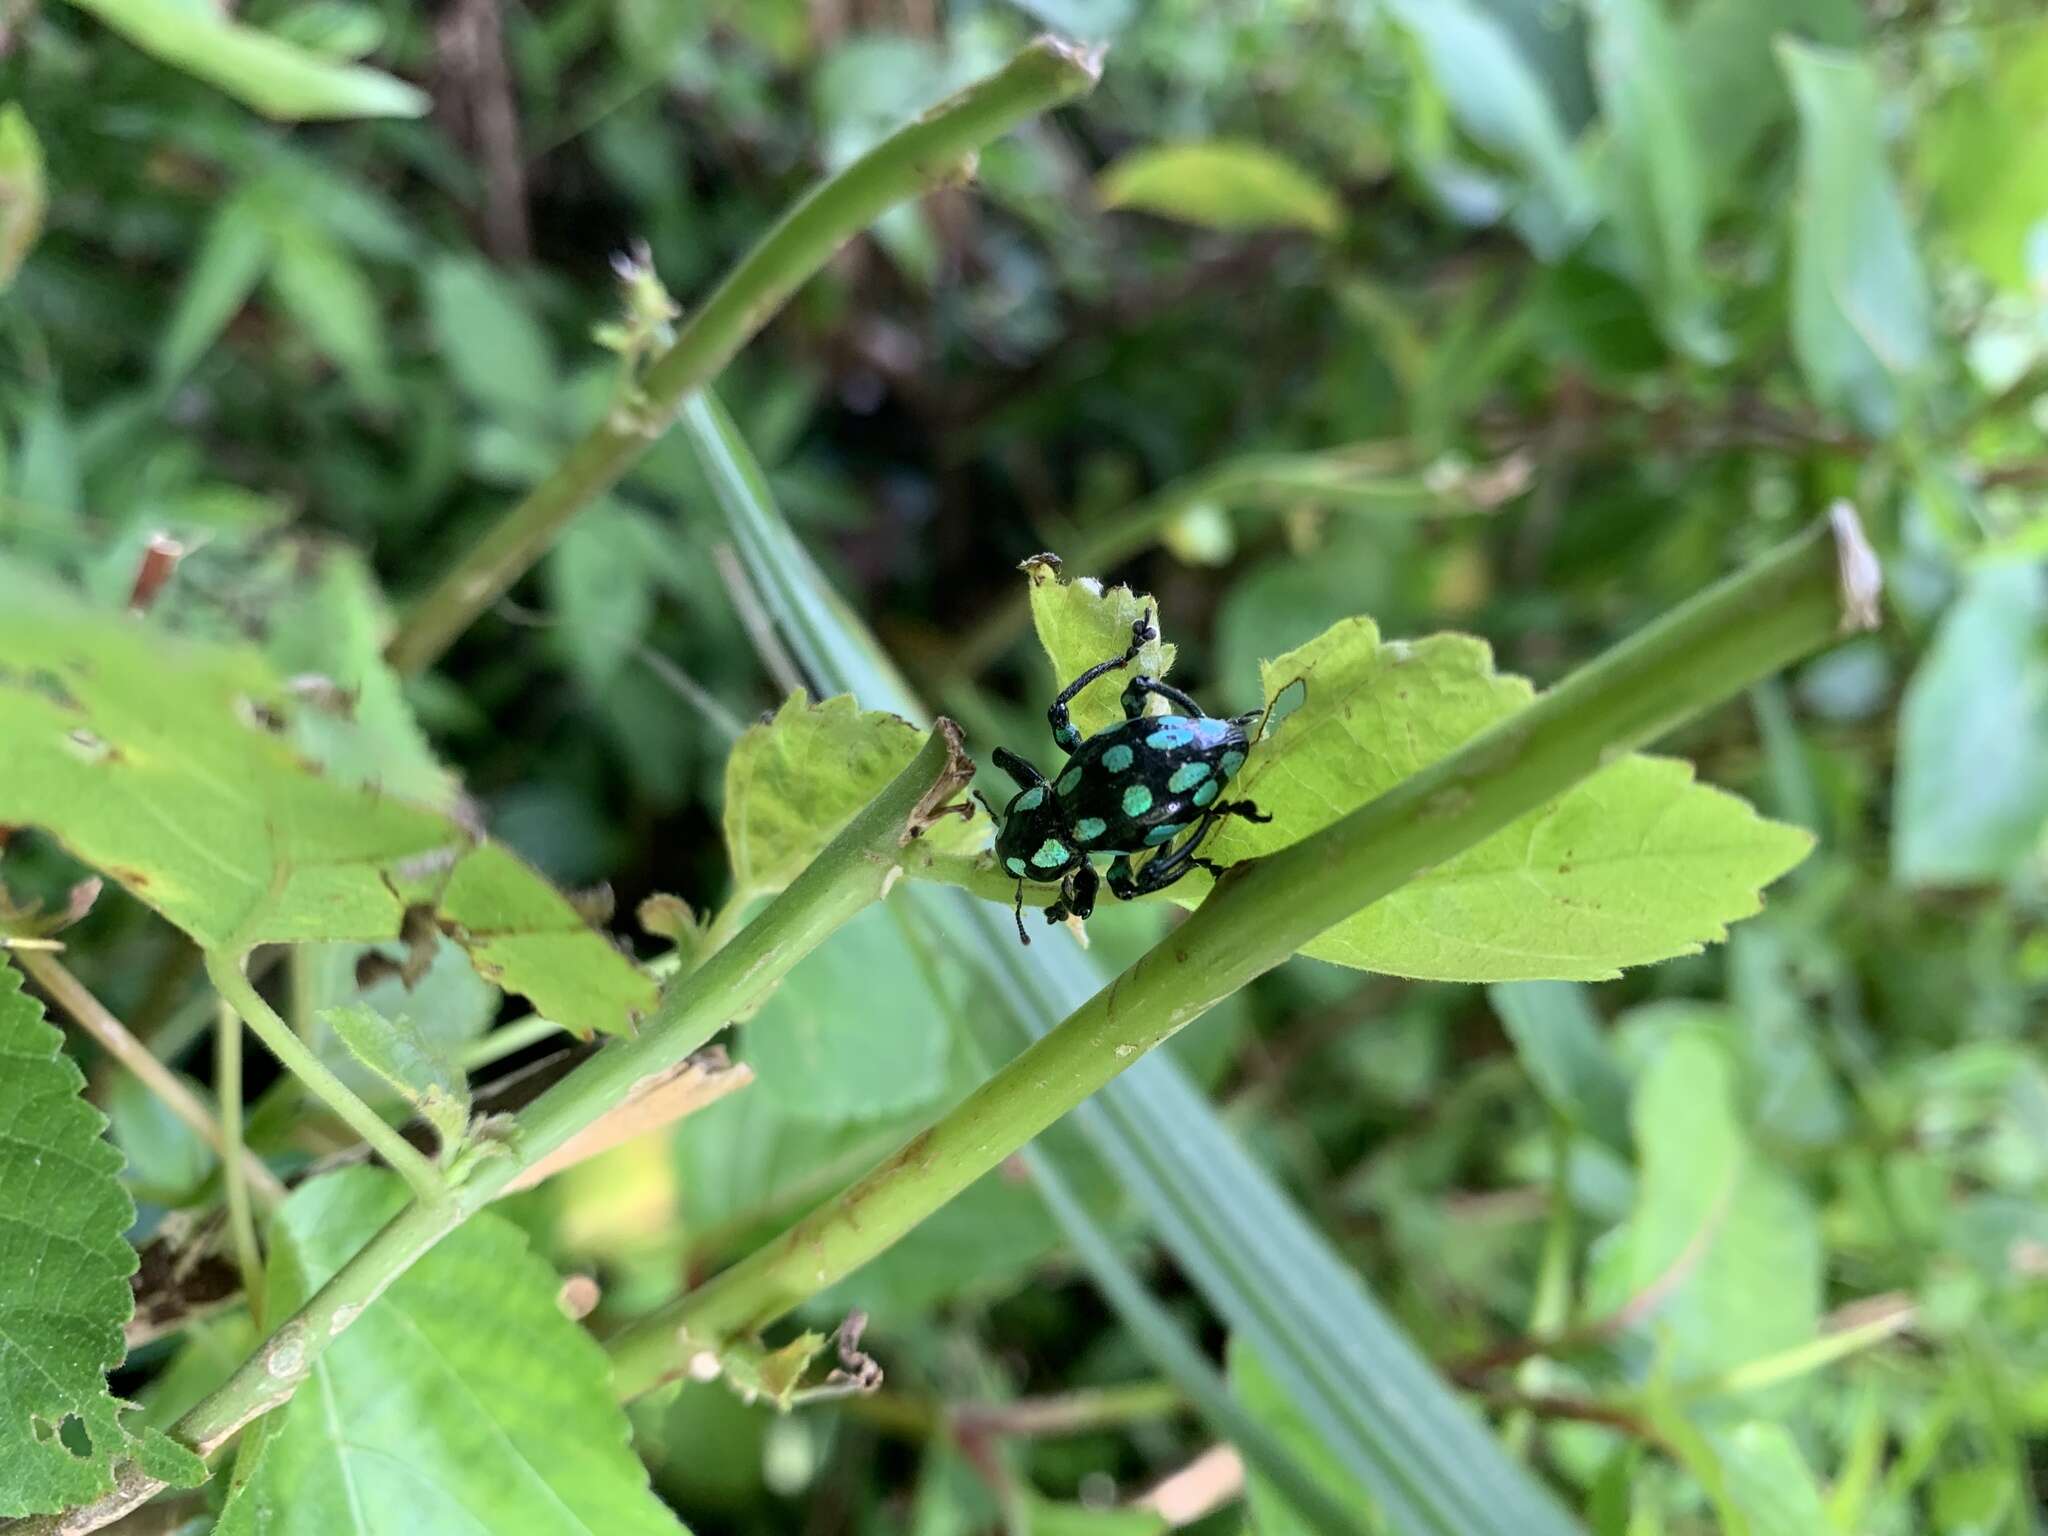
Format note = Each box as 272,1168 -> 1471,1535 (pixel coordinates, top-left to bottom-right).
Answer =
386,35 -> 1101,675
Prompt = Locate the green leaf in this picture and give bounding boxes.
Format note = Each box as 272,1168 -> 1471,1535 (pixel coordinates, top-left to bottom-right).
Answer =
1587,0 -> 1718,358
424,255 -> 559,422
547,503 -> 658,692
1487,982 -> 1631,1152
321,1003 -> 470,1154
744,903 -> 951,1126
1893,562 -> 2048,886
266,213 -> 392,403
1711,1423 -> 1833,1536
1230,1338 -> 1378,1534
262,545 -> 462,810
0,105 -> 46,291
1382,0 -> 1594,254
723,690 -> 975,898
1586,1031 -> 1820,1392
216,1168 -> 688,1535
1096,141 -> 1342,235
0,565 -> 655,1038
301,931 -> 500,1100
157,191 -> 274,387
1778,38 -> 1933,435
1919,18 -> 2048,292
1023,557 -> 1177,740
62,0 -> 429,120
0,960 -> 205,1517
1203,618 -> 1813,980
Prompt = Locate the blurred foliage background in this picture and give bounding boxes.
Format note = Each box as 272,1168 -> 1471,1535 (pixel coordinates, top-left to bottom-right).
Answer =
4,0 -> 2048,1531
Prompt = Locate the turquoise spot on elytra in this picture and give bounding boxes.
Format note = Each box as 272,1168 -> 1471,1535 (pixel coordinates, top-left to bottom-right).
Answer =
1144,822 -> 1181,846
1122,783 -> 1153,817
1075,817 -> 1107,841
1056,764 -> 1085,796
1101,743 -> 1134,773
1193,716 -> 1231,743
1192,779 -> 1221,808
1005,856 -> 1027,876
1014,786 -> 1045,812
1031,838 -> 1071,867
1168,761 -> 1212,793
1145,723 -> 1194,750
1219,749 -> 1246,777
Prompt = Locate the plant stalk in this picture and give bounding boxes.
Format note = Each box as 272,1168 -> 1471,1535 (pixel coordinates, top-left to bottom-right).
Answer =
385,36 -> 1102,676
206,951 -> 449,1205
215,1001 -> 266,1322
26,726 -> 969,1536
606,509 -> 1878,1395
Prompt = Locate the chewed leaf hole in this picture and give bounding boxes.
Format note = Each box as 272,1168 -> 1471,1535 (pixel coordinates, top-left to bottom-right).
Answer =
30,1414 -> 93,1458
65,727 -> 112,762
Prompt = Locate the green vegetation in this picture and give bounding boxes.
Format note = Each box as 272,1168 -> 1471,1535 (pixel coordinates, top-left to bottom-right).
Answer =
2,3 -> 2044,1534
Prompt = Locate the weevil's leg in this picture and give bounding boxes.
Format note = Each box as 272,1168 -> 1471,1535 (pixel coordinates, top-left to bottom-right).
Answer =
1106,854 -> 1140,902
1119,816 -> 1227,898
1215,798 -> 1272,824
972,789 -> 1003,822
1120,675 -> 1204,721
992,747 -> 1048,793
1044,880 -> 1072,926
1048,609 -> 1157,751
1068,861 -> 1100,921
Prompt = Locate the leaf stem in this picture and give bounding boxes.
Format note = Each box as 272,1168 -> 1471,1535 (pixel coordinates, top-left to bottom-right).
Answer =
605,509 -> 1879,1395
204,951 -> 449,1205
384,36 -> 1102,676
12,947 -> 286,1210
216,1001 -> 266,1321
31,727 -> 971,1536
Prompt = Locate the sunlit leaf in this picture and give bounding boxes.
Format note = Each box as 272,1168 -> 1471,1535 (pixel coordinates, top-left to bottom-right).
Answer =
0,961 -> 205,1517
0,566 -> 655,1037
723,690 -> 977,898
1919,18 -> 2048,293
1202,617 -> 1813,980
1023,557 -> 1177,740
1097,141 -> 1342,235
63,0 -> 429,120
1893,562 -> 2048,886
1779,38 -> 1932,434
215,1169 -> 687,1535
0,105 -> 46,291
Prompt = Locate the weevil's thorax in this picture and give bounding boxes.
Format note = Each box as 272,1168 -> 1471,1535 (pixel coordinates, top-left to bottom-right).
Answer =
1052,713 -> 1249,854
996,783 -> 1082,883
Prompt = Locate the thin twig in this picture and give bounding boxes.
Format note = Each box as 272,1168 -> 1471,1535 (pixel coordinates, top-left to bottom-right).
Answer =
205,951 -> 449,1206
216,1002 -> 266,1320
14,948 -> 286,1210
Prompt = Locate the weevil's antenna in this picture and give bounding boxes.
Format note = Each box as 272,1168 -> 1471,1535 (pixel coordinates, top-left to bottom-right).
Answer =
973,789 -> 1002,822
1012,880 -> 1030,946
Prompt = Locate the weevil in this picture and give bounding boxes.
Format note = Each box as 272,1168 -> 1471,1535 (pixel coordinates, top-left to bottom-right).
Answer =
977,611 -> 1274,943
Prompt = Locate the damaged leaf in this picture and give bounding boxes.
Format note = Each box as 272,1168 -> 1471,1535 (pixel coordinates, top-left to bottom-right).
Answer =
0,565 -> 654,1037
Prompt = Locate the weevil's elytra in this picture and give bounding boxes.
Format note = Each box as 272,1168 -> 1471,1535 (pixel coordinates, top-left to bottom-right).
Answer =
974,608 -> 1277,944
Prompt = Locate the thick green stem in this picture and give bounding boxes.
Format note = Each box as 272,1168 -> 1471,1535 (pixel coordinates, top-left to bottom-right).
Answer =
385,37 -> 1101,676
206,951 -> 449,1205
31,727 -> 970,1536
607,509 -> 1878,1396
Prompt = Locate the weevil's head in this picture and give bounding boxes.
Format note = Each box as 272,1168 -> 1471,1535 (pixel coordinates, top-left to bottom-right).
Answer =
993,783 -> 1082,884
